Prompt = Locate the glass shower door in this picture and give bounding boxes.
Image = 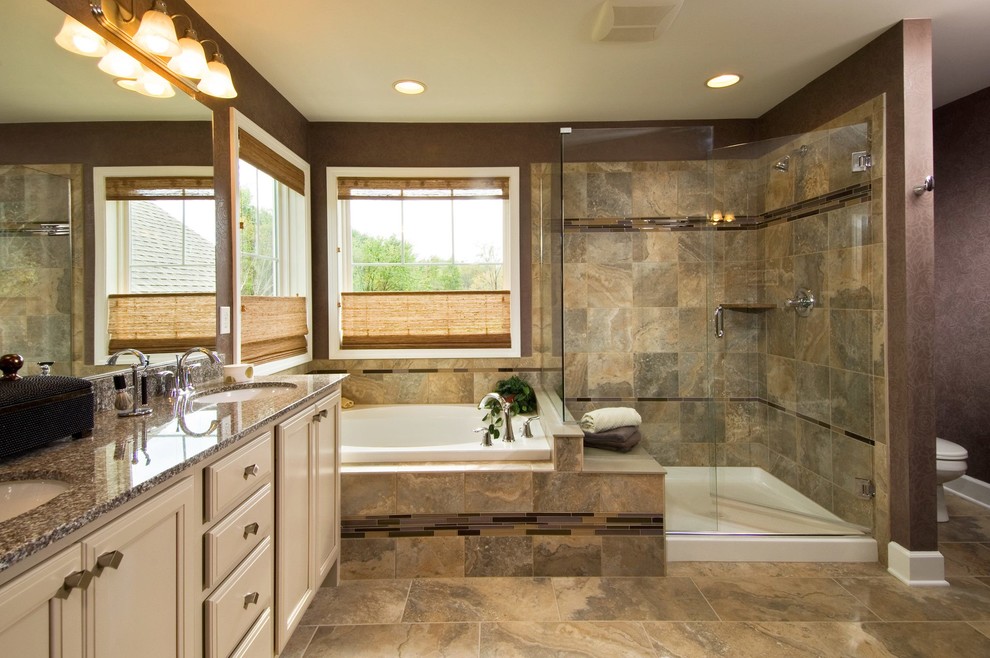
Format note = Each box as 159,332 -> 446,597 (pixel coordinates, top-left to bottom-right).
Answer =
558,126 -> 721,533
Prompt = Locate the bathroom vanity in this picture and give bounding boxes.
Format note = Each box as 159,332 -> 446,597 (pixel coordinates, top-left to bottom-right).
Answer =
0,373 -> 345,658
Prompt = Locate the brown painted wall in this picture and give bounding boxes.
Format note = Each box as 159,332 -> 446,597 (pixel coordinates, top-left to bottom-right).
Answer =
934,85 -> 990,483
758,21 -> 937,554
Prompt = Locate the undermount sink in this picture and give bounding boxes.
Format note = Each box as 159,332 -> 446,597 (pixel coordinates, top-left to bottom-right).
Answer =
191,382 -> 298,406
0,479 -> 71,523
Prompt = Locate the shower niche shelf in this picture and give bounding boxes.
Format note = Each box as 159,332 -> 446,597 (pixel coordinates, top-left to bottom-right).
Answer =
718,303 -> 775,311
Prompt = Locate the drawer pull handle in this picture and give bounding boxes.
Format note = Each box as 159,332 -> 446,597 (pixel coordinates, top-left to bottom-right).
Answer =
55,570 -> 93,599
320,409 -> 328,418
244,464 -> 260,478
94,550 -> 124,575
244,591 -> 260,607
243,522 -> 260,537
313,414 -> 321,423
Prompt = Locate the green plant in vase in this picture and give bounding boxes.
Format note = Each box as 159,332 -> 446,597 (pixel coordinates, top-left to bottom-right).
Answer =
494,375 -> 536,416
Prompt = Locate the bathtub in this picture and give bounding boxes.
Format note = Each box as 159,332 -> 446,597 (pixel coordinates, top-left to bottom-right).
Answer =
341,404 -> 551,463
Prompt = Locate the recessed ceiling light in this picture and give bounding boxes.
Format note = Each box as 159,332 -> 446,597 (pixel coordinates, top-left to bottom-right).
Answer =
393,80 -> 426,95
706,73 -> 741,89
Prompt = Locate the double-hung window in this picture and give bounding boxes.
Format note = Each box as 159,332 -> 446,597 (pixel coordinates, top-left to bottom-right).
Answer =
329,167 -> 520,358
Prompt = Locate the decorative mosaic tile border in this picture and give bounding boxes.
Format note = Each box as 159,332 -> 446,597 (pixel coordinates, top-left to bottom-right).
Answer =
311,367 -> 543,375
562,182 -> 872,232
566,396 -> 874,447
342,512 -> 664,539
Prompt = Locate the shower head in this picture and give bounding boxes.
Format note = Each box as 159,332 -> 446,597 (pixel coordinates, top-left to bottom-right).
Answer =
773,155 -> 790,172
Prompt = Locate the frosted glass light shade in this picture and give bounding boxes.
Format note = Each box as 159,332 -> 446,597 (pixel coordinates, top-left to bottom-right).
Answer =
54,15 -> 108,57
133,8 -> 181,57
98,44 -> 142,79
197,59 -> 237,98
167,37 -> 209,79
117,66 -> 175,98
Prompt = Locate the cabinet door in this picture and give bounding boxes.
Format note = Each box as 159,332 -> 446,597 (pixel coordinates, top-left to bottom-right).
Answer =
275,405 -> 316,652
82,477 -> 196,658
314,392 -> 340,583
0,547 -> 86,658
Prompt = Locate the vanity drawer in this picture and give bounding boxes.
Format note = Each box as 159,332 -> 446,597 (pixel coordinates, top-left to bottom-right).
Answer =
230,607 -> 273,658
204,483 -> 273,588
205,431 -> 272,520
205,537 -> 272,658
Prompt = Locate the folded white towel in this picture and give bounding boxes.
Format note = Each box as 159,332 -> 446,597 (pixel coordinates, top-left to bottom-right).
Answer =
579,407 -> 642,433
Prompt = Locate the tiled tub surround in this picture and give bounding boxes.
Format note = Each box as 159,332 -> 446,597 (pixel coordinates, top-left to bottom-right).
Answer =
0,373 -> 345,575
557,98 -> 886,538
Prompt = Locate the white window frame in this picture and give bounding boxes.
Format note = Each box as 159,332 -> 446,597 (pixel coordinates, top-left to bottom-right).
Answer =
230,109 -> 312,375
327,166 -> 521,359
93,165 -> 213,365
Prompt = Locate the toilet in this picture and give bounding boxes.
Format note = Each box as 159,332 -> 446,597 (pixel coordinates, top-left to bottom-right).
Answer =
936,437 -> 969,522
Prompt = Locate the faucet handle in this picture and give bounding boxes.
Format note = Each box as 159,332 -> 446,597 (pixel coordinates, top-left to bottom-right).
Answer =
522,416 -> 540,439
473,427 -> 494,447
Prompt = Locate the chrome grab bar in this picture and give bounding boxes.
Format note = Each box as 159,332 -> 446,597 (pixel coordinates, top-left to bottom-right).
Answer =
713,305 -> 724,339
786,288 -> 815,317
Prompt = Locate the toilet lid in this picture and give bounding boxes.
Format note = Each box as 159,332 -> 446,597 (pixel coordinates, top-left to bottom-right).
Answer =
937,437 -> 968,460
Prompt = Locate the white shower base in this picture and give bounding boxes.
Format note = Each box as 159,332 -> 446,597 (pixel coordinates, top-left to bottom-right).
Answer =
664,466 -> 877,562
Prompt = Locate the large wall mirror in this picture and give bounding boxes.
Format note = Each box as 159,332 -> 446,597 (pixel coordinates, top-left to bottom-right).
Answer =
0,0 -> 215,377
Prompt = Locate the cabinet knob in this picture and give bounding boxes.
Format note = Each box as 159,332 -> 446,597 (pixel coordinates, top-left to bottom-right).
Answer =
55,570 -> 93,599
243,464 -> 260,478
243,522 -> 260,537
312,414 -> 321,423
94,550 -> 124,575
243,591 -> 260,608
320,409 -> 329,418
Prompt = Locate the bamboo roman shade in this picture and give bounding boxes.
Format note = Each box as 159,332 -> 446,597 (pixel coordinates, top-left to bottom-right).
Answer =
105,177 -> 214,201
340,290 -> 510,349
107,293 -> 216,352
238,129 -> 305,196
240,295 -> 309,364
337,176 -> 509,200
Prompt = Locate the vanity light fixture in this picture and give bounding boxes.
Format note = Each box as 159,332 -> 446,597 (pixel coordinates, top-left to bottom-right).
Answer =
166,17 -> 208,79
98,43 -> 143,78
54,15 -> 109,57
393,79 -> 427,95
706,73 -> 741,89
132,0 -> 180,57
54,1 -> 239,99
196,40 -> 237,98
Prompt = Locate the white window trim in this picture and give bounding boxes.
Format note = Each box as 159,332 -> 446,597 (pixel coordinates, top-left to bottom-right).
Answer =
327,166 -> 521,360
230,108 -> 312,375
93,165 -> 213,365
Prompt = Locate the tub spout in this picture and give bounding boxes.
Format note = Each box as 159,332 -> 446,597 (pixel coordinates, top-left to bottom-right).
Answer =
478,392 -> 515,443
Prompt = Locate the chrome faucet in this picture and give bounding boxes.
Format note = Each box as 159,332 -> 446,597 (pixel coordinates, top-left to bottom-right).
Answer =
173,347 -> 222,398
478,392 -> 515,443
107,348 -> 152,417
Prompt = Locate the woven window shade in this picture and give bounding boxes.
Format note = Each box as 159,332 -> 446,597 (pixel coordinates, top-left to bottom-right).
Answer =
108,293 -> 216,352
241,295 -> 309,364
340,291 -> 510,349
105,177 -> 214,201
238,129 -> 305,196
337,176 -> 509,200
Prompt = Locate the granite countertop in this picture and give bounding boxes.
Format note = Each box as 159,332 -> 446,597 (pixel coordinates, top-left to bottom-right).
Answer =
0,373 -> 346,575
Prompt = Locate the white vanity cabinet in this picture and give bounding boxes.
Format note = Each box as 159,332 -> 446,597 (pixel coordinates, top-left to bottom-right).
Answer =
81,477 -> 197,658
0,546 -> 86,658
0,476 -> 196,658
275,390 -> 341,653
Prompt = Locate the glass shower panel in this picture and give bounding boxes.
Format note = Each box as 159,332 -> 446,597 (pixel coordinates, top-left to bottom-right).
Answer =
0,165 -> 72,372
559,126 -> 720,533
710,124 -> 877,535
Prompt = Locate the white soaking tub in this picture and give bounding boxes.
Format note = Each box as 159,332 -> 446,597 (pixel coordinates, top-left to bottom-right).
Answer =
341,404 -> 551,463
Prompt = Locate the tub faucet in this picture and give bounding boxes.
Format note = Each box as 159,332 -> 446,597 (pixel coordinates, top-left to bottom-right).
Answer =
478,392 -> 515,443
174,347 -> 222,398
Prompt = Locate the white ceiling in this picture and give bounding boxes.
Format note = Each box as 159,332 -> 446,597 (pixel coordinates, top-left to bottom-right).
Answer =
187,0 -> 990,123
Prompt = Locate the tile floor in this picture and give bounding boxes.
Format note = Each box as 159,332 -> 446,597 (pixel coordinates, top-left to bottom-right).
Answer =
283,492 -> 990,656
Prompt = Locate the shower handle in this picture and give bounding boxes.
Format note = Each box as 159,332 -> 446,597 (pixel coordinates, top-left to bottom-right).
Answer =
786,288 -> 815,317
713,305 -> 724,339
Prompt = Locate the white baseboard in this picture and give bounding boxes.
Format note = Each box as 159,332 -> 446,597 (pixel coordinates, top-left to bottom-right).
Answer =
944,475 -> 990,509
887,541 -> 948,586
667,535 -> 877,562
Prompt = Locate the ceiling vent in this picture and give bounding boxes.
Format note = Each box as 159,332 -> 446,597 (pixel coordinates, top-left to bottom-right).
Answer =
592,0 -> 684,42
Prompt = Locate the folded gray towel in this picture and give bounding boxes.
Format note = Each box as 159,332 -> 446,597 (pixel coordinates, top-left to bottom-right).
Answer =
583,425 -> 641,453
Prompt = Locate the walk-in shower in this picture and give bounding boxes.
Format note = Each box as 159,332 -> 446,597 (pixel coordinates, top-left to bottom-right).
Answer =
540,97 -> 886,560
